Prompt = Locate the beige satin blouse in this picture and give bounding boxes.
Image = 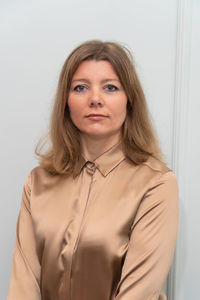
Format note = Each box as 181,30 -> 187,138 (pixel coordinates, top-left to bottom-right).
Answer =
7,141 -> 179,300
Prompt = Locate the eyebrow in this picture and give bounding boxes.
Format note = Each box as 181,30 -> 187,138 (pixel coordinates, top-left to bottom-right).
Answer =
71,78 -> 121,84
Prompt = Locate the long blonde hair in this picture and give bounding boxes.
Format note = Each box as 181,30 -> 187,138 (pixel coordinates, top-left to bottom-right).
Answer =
35,40 -> 165,178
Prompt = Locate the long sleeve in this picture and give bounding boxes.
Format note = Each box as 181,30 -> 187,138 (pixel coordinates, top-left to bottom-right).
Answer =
114,170 -> 179,300
7,171 -> 41,300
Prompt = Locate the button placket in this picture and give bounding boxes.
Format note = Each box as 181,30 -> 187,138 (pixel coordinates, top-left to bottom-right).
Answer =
69,161 -> 97,300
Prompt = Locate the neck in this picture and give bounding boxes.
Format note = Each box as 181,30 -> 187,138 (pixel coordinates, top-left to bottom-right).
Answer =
80,133 -> 122,161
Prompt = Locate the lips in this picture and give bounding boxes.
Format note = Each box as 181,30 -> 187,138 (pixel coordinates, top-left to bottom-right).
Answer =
86,114 -> 107,117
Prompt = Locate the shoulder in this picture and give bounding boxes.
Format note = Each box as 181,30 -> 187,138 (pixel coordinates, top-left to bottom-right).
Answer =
30,165 -> 52,178
124,156 -> 178,190
141,156 -> 172,174
26,165 -> 62,191
139,156 -> 178,189
25,165 -> 50,182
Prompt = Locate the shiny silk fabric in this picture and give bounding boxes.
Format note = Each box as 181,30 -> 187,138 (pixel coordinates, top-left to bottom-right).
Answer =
7,141 -> 178,300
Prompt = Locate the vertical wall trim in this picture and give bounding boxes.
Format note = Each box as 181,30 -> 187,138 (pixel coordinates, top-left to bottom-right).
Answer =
167,0 -> 192,299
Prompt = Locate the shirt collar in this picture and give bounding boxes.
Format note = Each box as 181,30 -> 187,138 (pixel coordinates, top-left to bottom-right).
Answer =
78,141 -> 126,177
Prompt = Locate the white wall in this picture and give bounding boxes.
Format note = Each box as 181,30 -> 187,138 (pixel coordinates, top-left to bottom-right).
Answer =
172,0 -> 200,299
0,0 -> 199,299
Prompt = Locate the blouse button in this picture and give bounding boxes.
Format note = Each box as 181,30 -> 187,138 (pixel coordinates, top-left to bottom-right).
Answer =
86,161 -> 96,175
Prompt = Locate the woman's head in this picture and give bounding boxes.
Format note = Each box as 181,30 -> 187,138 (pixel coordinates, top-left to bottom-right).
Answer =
55,40 -> 147,139
35,40 -> 164,177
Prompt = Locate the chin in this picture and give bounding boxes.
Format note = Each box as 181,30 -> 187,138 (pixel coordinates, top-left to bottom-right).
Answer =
83,130 -> 119,139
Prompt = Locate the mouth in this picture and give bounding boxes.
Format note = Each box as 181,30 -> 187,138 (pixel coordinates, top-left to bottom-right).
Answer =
86,114 -> 107,117
86,114 -> 108,120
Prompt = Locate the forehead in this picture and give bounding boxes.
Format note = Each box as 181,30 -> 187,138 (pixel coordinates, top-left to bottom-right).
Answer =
72,60 -> 119,79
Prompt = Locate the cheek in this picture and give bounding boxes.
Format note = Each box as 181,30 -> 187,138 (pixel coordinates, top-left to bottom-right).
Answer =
68,96 -> 82,117
112,98 -> 127,119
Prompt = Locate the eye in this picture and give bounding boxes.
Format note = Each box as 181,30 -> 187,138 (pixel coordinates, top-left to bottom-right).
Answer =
105,84 -> 118,92
73,85 -> 87,92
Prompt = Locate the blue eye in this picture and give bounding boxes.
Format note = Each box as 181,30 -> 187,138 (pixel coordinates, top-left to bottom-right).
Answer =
74,85 -> 86,92
105,85 -> 118,91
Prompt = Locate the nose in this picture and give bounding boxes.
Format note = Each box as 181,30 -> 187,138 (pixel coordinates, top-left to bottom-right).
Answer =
88,89 -> 104,107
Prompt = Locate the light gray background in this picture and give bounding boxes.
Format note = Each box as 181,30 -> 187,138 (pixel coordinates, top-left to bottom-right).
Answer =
0,0 -> 199,299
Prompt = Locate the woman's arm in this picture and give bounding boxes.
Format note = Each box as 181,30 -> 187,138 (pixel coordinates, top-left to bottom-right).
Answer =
114,171 -> 179,300
7,171 -> 41,300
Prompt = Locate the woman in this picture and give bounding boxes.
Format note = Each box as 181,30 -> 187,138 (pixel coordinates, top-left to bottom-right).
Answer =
7,40 -> 179,300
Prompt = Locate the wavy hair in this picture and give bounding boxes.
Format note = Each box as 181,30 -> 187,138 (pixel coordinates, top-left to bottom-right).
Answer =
35,40 -> 165,177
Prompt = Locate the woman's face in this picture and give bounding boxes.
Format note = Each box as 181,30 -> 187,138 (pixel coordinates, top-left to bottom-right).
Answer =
68,60 -> 127,140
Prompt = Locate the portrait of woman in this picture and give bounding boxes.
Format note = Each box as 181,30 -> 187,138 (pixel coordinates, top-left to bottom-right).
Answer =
6,40 -> 179,300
